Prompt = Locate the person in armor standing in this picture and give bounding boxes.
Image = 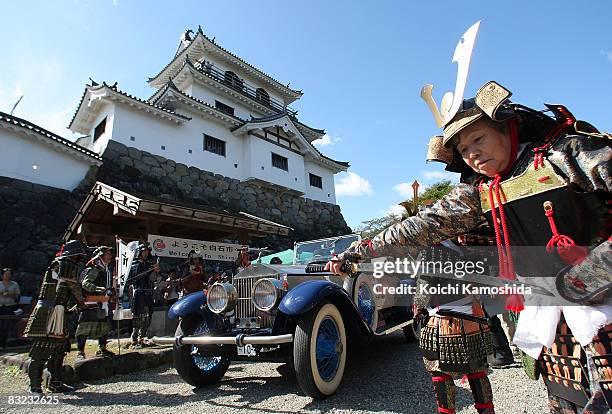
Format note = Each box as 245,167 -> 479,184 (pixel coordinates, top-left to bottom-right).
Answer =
24,240 -> 89,395
127,244 -> 159,348
75,246 -> 115,359
328,77 -> 611,413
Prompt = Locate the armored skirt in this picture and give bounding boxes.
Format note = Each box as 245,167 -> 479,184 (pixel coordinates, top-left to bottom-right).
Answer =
75,306 -> 110,339
536,317 -> 612,411
420,301 -> 493,378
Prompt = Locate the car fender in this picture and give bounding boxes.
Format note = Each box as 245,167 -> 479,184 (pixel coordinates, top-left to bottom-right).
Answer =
279,280 -> 370,336
168,291 -> 207,320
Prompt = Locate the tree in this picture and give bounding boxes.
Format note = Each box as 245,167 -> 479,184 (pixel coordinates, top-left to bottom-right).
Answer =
355,214 -> 401,240
418,180 -> 454,207
354,180 -> 455,239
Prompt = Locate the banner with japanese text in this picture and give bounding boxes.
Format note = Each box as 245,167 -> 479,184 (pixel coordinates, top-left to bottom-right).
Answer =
117,239 -> 138,297
147,234 -> 244,262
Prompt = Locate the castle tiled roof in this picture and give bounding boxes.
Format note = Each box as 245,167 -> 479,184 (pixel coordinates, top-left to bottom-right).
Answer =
148,27 -> 302,100
68,82 -> 191,133
0,111 -> 102,162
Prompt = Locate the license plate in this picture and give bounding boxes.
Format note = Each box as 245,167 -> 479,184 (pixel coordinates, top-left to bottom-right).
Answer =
237,344 -> 256,356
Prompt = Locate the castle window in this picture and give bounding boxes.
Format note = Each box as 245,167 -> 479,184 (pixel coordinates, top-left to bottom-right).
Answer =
309,173 -> 323,189
223,71 -> 244,91
215,100 -> 235,116
256,88 -> 270,106
204,134 -> 226,157
93,117 -> 107,142
271,152 -> 288,171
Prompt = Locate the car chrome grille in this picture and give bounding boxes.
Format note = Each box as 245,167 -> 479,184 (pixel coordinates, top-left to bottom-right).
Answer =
233,274 -> 278,328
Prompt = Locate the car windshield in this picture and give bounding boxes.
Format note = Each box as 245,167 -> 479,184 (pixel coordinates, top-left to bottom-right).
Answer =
294,235 -> 360,265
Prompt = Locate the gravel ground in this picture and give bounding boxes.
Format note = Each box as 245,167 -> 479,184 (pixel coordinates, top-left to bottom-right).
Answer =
0,332 -> 548,414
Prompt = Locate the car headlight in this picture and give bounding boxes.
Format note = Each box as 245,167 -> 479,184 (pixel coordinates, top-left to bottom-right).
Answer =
251,278 -> 283,312
207,283 -> 237,314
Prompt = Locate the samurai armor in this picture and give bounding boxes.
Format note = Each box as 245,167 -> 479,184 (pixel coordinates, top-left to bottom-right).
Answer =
420,303 -> 493,375
538,318 -> 612,409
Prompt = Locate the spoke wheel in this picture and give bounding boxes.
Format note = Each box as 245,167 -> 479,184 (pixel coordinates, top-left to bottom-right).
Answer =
294,302 -> 347,399
173,315 -> 231,387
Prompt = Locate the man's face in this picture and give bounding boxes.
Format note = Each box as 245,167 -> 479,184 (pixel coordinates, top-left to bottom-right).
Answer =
457,120 -> 512,177
101,250 -> 113,265
2,271 -> 10,282
141,249 -> 149,260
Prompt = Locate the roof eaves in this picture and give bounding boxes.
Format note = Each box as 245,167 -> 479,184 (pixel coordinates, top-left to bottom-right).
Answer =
148,30 -> 303,98
68,86 -> 90,129
102,82 -> 192,121
154,80 -> 246,125
0,111 -> 103,162
199,33 -> 303,97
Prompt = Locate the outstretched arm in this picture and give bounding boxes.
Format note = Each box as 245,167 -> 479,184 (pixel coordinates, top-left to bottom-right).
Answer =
340,183 -> 485,259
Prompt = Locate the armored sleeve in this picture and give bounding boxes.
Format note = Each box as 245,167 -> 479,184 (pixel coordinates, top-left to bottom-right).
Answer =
343,183 -> 486,259
549,134 -> 612,193
549,135 -> 612,303
82,267 -> 106,294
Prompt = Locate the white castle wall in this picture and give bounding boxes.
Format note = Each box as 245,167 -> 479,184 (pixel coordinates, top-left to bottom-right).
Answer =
304,160 -> 336,204
244,134 -> 306,191
0,128 -> 93,190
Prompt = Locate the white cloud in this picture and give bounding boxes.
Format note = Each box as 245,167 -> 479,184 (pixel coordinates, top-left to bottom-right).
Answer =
313,133 -> 342,148
601,50 -> 612,64
112,0 -> 119,5
419,170 -> 459,182
335,172 -> 373,197
392,182 -> 414,198
383,204 -> 406,217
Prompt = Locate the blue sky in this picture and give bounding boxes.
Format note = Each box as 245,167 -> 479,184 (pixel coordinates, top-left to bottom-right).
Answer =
1,1 -> 611,229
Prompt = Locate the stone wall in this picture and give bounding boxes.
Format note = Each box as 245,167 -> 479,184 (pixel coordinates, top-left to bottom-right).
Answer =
0,177 -> 81,295
97,141 -> 352,250
0,141 -> 351,295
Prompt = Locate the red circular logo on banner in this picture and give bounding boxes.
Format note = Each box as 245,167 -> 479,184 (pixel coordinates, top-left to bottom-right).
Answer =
152,239 -> 166,252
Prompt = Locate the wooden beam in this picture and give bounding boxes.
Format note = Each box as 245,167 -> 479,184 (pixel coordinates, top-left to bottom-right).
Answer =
136,211 -> 269,237
113,205 -> 136,217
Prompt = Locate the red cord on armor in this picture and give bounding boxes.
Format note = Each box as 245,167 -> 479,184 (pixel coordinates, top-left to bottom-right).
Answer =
487,180 -> 506,274
543,201 -> 588,269
499,119 -> 519,177
55,244 -> 65,257
487,175 -> 524,312
533,107 -> 575,170
493,176 -> 515,280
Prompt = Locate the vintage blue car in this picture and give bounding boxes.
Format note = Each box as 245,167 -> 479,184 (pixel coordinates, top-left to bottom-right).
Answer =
152,260 -> 419,399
